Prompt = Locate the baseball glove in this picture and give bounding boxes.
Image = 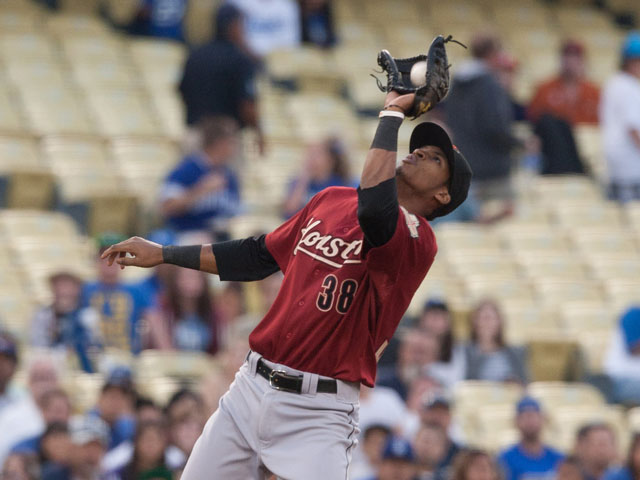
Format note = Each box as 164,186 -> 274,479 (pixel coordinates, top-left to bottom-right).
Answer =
374,35 -> 466,119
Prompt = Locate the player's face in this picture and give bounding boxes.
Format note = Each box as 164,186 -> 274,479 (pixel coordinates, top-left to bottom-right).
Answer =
398,145 -> 451,206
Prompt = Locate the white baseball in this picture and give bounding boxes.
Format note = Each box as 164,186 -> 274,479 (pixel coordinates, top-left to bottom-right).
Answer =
410,60 -> 427,86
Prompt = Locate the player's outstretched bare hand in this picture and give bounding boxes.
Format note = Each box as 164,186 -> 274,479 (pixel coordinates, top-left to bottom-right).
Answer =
100,236 -> 164,269
384,90 -> 416,115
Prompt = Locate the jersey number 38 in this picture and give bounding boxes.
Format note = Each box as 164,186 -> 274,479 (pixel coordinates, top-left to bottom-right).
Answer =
316,274 -> 358,314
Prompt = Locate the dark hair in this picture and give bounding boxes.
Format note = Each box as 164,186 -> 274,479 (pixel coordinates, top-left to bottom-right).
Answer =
626,433 -> 640,478
199,116 -> 238,149
417,421 -> 447,441
324,137 -> 351,183
121,421 -> 168,480
451,449 -> 500,480
560,455 -> 582,469
135,396 -> 157,411
363,424 -> 391,440
469,299 -> 505,348
165,388 -> 203,420
165,269 -> 216,352
39,422 -> 69,464
420,304 -> 454,362
470,33 -> 501,60
577,422 -> 615,442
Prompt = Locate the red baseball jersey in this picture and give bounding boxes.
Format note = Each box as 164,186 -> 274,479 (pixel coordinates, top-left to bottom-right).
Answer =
249,186 -> 437,387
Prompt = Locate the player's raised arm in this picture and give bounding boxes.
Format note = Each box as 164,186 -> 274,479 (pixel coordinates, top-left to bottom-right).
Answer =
101,235 -> 280,281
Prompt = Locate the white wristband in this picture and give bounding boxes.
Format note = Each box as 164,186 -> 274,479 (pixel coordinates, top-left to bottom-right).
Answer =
379,110 -> 405,119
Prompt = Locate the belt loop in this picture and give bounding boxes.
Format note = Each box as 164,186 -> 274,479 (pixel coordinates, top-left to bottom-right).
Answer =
307,373 -> 319,396
247,350 -> 259,376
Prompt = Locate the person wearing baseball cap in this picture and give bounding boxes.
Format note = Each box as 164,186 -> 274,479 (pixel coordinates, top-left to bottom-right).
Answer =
601,31 -> 640,202
375,436 -> 417,480
498,396 -> 564,480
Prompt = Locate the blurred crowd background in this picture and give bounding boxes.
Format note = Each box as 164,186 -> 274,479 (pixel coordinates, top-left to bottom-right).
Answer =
0,0 -> 640,479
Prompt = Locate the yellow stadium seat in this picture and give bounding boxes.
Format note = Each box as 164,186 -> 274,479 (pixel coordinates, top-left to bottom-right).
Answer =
571,228 -> 639,256
472,405 -> 518,452
62,373 -> 105,414
0,32 -> 59,60
516,253 -> 587,281
559,301 -> 616,336
586,255 -> 640,281
447,254 -> 519,277
534,279 -> 605,306
528,381 -> 605,409
183,0 -> 221,45
464,274 -> 534,304
528,339 -> 582,382
626,202 -> 640,231
84,88 -> 162,137
19,85 -> 96,136
501,227 -> 570,254
137,376 -> 186,407
6,170 -> 56,210
70,60 -> 138,88
59,35 -> 126,63
627,407 -> 640,433
136,350 -> 215,380
0,136 -> 43,173
0,10 -> 44,32
0,210 -> 81,240
577,331 -> 613,374
146,87 -> 185,140
0,83 -> 26,134
46,13 -> 110,36
87,194 -> 138,237
604,280 -> 640,313
129,38 -> 186,74
500,301 -> 562,344
4,60 -> 69,87
532,175 -> 602,201
434,223 -> 503,253
553,202 -> 625,228
453,381 -> 524,410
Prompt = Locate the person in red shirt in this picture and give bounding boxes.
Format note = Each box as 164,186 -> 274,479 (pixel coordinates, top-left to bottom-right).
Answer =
528,40 -> 600,175
101,90 -> 472,479
529,40 -> 600,126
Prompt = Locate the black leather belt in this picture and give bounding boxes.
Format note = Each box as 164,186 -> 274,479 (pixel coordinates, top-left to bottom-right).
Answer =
256,358 -> 337,394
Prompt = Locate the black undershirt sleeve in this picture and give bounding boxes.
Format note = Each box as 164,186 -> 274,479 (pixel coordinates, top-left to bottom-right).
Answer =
357,177 -> 399,248
211,234 -> 280,282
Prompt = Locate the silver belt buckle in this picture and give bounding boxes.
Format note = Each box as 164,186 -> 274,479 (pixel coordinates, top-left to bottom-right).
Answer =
268,369 -> 289,391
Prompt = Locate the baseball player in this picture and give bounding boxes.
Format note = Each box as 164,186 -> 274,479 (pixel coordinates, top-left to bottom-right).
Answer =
102,84 -> 472,478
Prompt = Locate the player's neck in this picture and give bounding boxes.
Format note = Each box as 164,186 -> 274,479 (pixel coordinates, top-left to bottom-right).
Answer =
397,177 -> 431,218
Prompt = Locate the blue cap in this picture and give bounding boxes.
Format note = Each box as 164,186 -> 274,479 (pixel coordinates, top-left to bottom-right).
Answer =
622,31 -> 640,61
104,366 -> 134,392
382,436 -> 415,462
516,396 -> 541,415
423,298 -> 449,313
621,307 -> 640,353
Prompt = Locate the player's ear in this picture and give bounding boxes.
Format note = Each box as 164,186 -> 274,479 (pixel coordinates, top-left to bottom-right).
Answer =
434,187 -> 451,206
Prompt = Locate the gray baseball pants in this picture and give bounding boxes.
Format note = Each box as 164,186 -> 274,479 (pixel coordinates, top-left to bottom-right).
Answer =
181,351 -> 361,480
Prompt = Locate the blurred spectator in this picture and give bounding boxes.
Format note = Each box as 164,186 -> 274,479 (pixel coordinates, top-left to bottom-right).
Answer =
416,299 -> 465,387
11,389 -> 71,455
358,385 -> 407,437
118,421 -> 172,480
227,0 -> 301,57
38,423 -> 72,479
0,330 -> 19,412
601,31 -> 640,202
160,117 -> 241,241
413,422 -> 449,480
31,271 -> 101,373
462,300 -> 527,383
498,396 -> 564,480
574,423 -> 618,480
528,40 -> 597,175
452,449 -> 501,480
604,307 -> 640,405
158,267 -> 219,353
89,368 -> 136,452
214,282 -> 246,349
136,229 -> 177,311
405,394 -> 462,468
82,234 -> 159,354
165,389 -> 206,471
282,137 -> 356,218
1,453 -> 40,480
134,0 -> 187,41
604,433 -> 640,480
1,358 -> 59,469
529,40 -> 600,125
558,457 -> 586,480
371,436 -> 418,480
351,424 -> 392,480
42,415 -> 114,480
299,0 -> 336,48
178,4 -> 263,153
494,52 -> 526,122
444,32 -> 519,223
377,328 -> 440,401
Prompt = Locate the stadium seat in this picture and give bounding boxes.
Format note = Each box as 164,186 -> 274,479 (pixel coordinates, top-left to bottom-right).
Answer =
4,60 -> 69,87
62,373 -> 105,414
0,135 -> 43,173
434,223 -> 503,253
87,193 -> 138,237
6,170 -> 56,210
183,0 -> 220,45
627,407 -> 640,433
137,376 -> 190,407
559,301 -> 616,337
528,382 -> 605,409
0,32 -> 59,61
586,255 -> 640,281
0,210 -> 81,240
0,82 -> 27,134
136,350 -> 216,380
453,381 -> 524,411
570,228 -> 639,256
603,280 -> 640,313
59,35 -> 127,64
70,60 -> 138,88
500,301 -> 562,345
46,13 -> 110,36
534,279 -> 605,306
501,227 -> 571,254
516,253 -> 587,281
464,275 -> 535,303
553,202 -> 625,228
527,339 -> 582,381
447,254 -> 519,277
0,10 -> 44,32
577,331 -> 612,374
